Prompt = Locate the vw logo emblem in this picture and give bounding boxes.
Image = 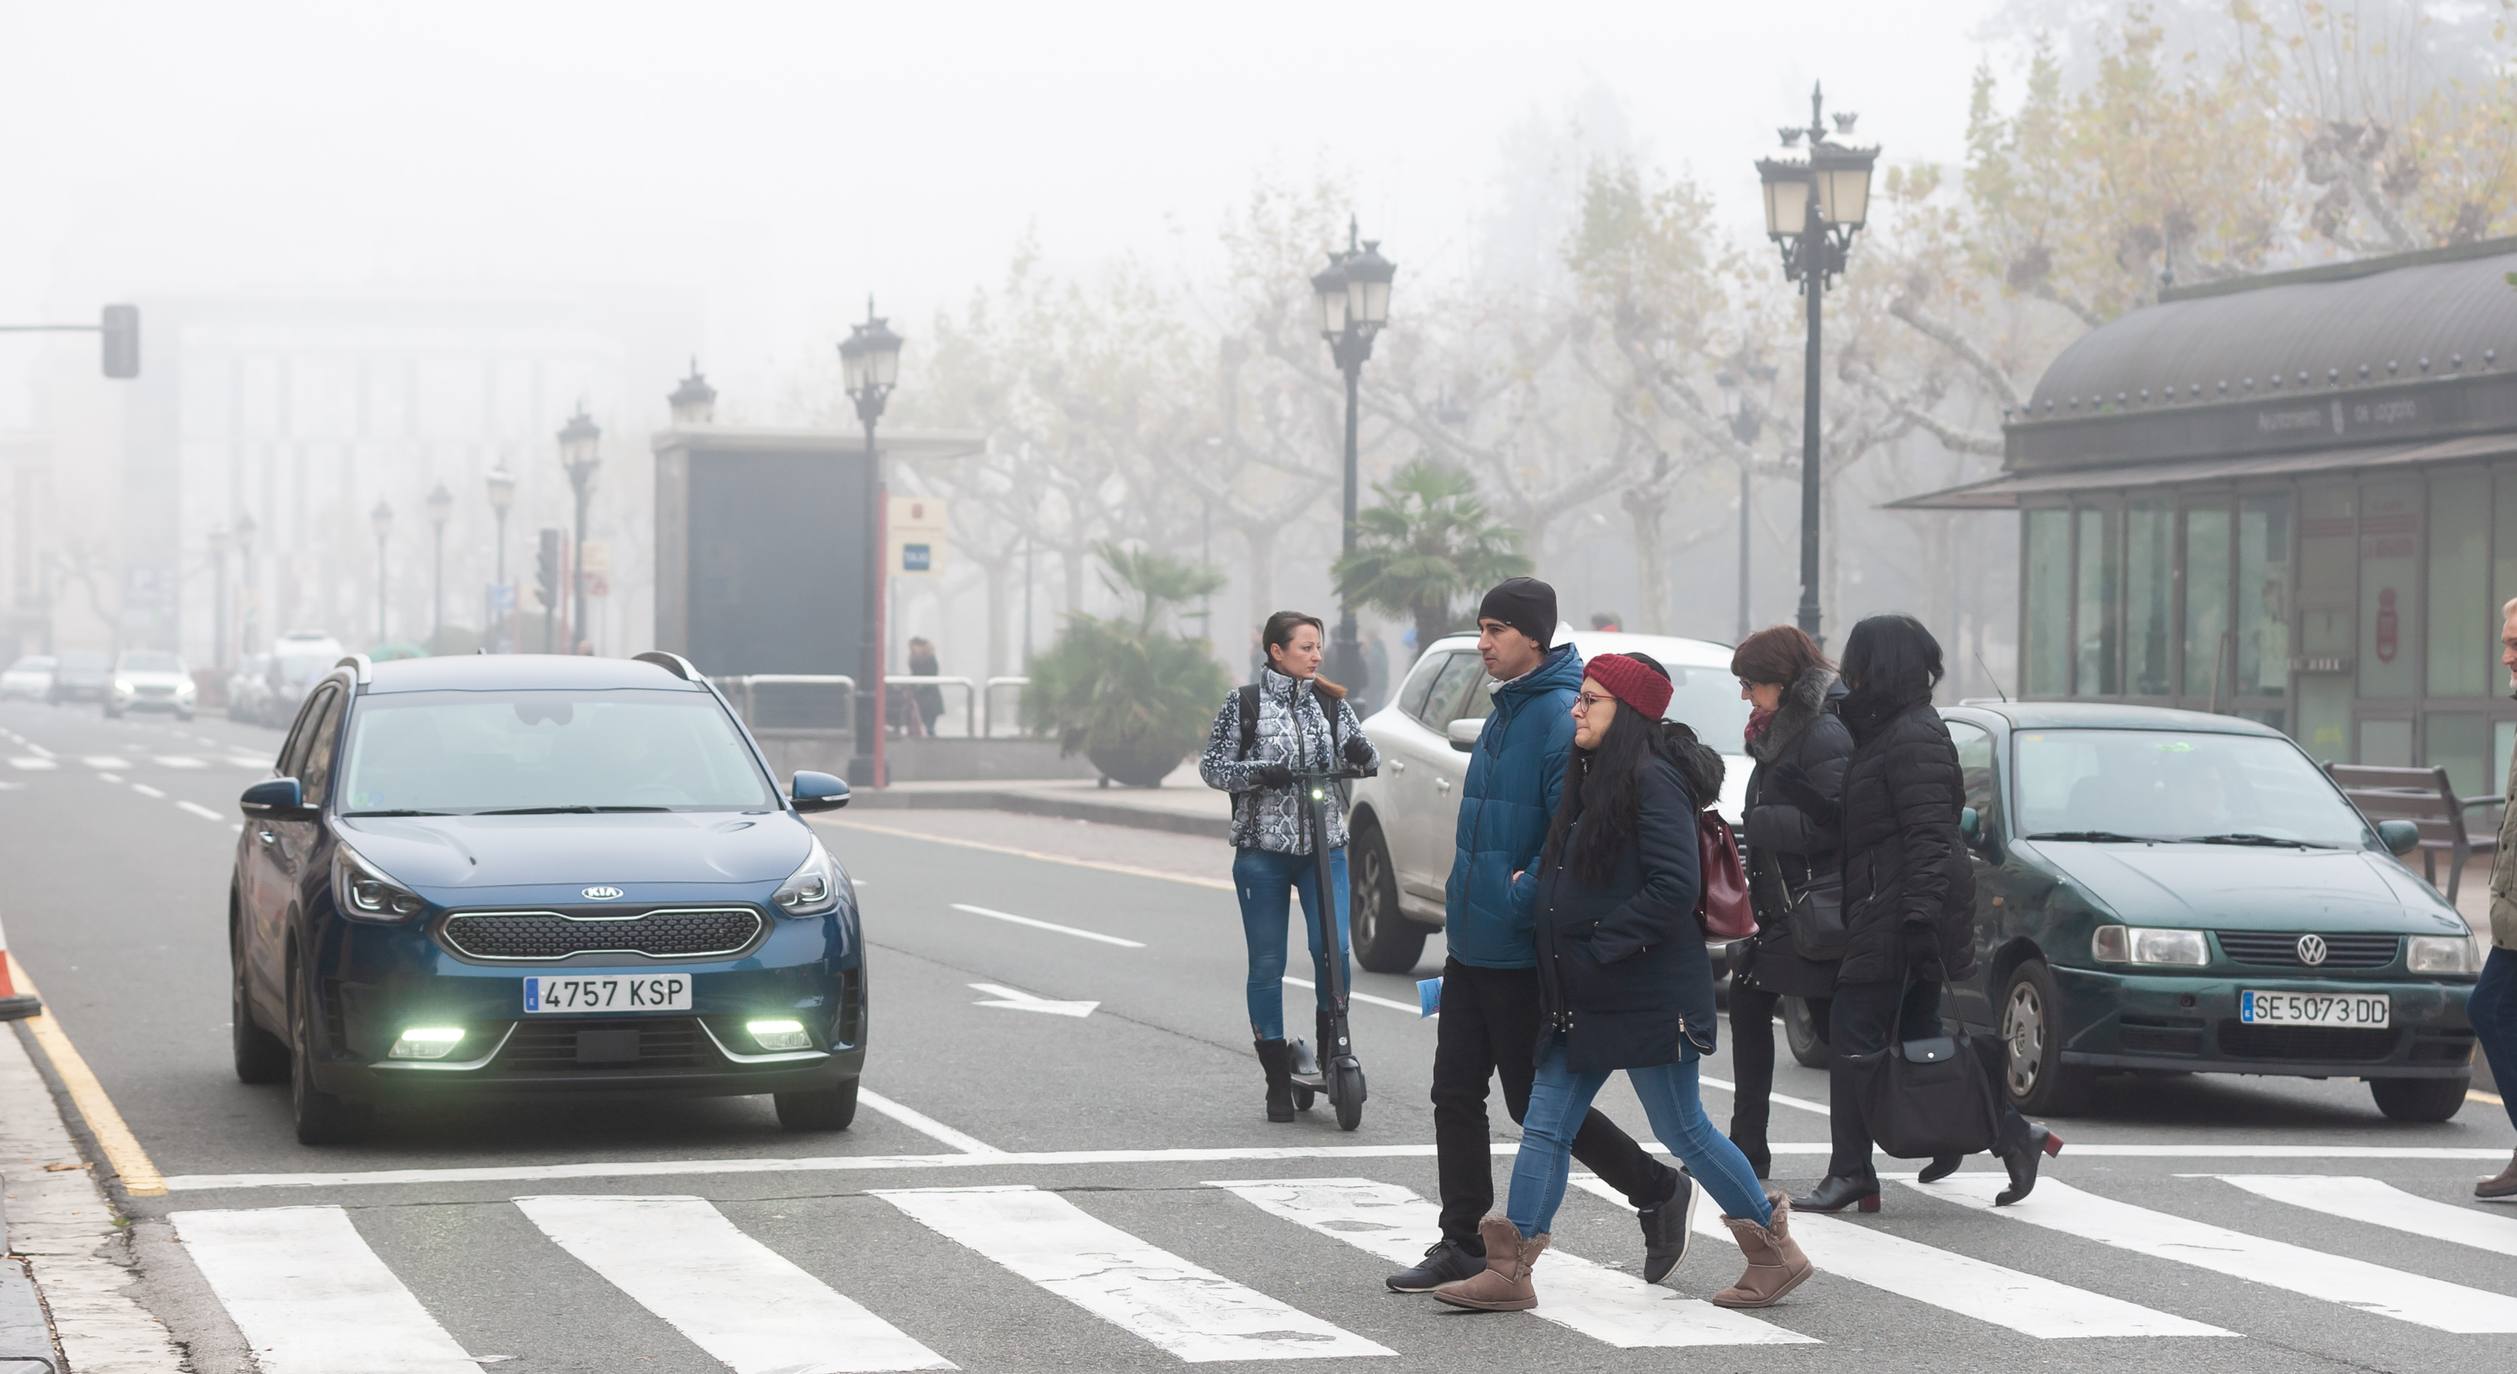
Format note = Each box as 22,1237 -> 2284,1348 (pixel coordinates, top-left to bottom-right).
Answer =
582,886 -> 624,901
2297,934 -> 2328,966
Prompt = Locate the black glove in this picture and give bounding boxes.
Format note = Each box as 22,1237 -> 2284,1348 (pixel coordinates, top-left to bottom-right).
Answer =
1254,761 -> 1293,789
1343,733 -> 1374,768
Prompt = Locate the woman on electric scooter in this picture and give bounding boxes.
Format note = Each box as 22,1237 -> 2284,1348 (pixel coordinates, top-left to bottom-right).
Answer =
1199,611 -> 1380,1123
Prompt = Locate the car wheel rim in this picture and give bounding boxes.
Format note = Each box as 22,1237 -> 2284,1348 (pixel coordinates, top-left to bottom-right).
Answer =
1357,849 -> 1387,936
2004,984 -> 2044,1096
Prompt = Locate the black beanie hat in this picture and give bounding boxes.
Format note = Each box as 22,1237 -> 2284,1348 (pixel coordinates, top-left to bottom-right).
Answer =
1477,577 -> 1557,649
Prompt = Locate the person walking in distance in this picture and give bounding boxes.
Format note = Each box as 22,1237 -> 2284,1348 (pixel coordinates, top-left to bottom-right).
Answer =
1795,614 -> 2061,1214
2471,597 -> 2517,1202
1385,577 -> 1693,1294
1726,626 -> 1851,1179
1199,612 -> 1380,1123
1433,653 -> 1813,1313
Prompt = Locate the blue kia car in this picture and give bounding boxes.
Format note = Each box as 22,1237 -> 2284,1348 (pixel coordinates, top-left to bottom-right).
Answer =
228,651 -> 864,1144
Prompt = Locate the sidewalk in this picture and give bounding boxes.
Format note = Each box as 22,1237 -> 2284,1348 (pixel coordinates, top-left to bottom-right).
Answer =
849,762 -> 1231,839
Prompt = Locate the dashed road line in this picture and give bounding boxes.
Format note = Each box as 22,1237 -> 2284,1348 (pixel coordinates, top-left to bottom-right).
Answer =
177,800 -> 225,822
130,783 -> 167,799
947,902 -> 1146,949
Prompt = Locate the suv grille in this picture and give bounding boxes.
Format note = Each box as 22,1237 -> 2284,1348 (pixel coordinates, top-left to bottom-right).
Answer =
2215,931 -> 2399,969
442,908 -> 763,961
495,1017 -> 706,1071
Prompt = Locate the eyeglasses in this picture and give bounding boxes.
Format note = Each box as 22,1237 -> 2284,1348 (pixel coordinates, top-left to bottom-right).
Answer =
1574,691 -> 1615,711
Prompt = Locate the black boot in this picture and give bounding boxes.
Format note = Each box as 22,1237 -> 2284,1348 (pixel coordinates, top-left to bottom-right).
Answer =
1995,1125 -> 2063,1206
1791,1173 -> 1881,1214
1254,1039 -> 1296,1123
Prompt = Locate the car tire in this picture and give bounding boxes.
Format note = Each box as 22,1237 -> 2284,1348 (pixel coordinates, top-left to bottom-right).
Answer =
775,1079 -> 860,1131
288,952 -> 369,1145
2369,1075 -> 2469,1123
232,935 -> 288,1086
1999,959 -> 2095,1117
1348,824 -> 1425,975
1784,996 -> 1828,1069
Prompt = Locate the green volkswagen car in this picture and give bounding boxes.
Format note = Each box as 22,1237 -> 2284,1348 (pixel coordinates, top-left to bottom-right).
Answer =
1936,703 -> 2483,1122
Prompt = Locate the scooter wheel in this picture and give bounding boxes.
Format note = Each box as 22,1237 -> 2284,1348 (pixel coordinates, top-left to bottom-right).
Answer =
1332,1063 -> 1365,1132
1292,1085 -> 1316,1112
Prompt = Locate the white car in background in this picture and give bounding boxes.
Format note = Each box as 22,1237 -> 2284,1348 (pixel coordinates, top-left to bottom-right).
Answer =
1344,627 -> 1753,974
1,655 -> 55,701
106,649 -> 197,719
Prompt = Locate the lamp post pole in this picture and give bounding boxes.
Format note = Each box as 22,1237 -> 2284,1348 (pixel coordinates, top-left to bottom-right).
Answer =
557,409 -> 602,654
233,512 -> 257,661
426,482 -> 452,646
207,526 -> 230,672
485,466 -> 515,652
1310,218 -> 1395,703
839,298 -> 904,789
369,502 -> 393,644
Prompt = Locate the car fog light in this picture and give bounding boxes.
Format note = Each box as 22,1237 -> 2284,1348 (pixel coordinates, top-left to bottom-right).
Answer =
746,1018 -> 811,1051
389,1026 -> 466,1060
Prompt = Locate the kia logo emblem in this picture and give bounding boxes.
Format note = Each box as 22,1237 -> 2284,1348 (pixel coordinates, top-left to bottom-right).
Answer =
2297,934 -> 2328,966
582,886 -> 624,901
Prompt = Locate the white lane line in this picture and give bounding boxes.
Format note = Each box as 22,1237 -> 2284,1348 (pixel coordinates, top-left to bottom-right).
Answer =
168,1206 -> 484,1373
156,1140 -> 2517,1195
178,800 -> 225,822
857,1088 -> 1001,1156
1569,1178 -> 2223,1339
1918,1175 -> 2517,1333
7,757 -> 57,770
23,742 -> 53,758
130,783 -> 167,799
947,902 -> 1145,949
1221,1177 -> 1808,1348
154,754 -> 206,769
517,1195 -> 957,1372
97,772 -> 124,784
82,755 -> 131,770
879,1184 -> 1392,1362
228,755 -> 271,769
2203,1174 -> 2517,1258
1281,975 -> 1423,1016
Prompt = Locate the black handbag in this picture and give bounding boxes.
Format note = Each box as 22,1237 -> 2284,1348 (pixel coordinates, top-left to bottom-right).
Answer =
1850,1025 -> 2002,1160
1781,866 -> 1847,961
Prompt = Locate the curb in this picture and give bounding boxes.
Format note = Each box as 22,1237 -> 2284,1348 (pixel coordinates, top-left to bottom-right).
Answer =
0,1257 -> 60,1373
849,788 -> 1230,840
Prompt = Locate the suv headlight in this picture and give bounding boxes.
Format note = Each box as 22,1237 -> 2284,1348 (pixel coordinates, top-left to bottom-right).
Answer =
175,679 -> 198,697
2408,934 -> 2479,975
2091,924 -> 2208,966
111,678 -> 135,697
773,838 -> 846,917
334,846 -> 427,922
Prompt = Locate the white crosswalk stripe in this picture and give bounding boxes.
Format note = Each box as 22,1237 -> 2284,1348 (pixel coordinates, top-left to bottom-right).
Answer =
168,1206 -> 482,1374
153,754 -> 206,768
6,757 -> 56,770
878,1183 -> 1395,1361
1221,1176 -> 1809,1348
518,1194 -> 958,1373
2204,1173 -> 2517,1258
1917,1175 -> 2517,1333
81,755 -> 131,770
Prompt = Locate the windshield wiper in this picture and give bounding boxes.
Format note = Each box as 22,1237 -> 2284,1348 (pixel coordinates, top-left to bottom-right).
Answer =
2023,830 -> 2152,843
2175,832 -> 2324,849
470,805 -> 673,816
341,809 -> 457,817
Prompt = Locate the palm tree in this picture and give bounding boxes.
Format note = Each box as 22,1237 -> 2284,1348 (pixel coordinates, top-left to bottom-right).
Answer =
1334,460 -> 1532,652
1023,541 -> 1229,787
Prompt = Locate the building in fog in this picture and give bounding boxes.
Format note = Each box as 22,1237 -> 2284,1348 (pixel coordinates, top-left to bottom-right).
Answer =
1898,238 -> 2517,798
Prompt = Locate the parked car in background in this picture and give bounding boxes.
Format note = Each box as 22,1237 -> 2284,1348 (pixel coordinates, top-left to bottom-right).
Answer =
1,655 -> 55,702
1343,626 -> 1752,974
255,631 -> 347,726
228,654 -> 275,723
1939,701 -> 2481,1122
47,650 -> 111,706
108,649 -> 198,719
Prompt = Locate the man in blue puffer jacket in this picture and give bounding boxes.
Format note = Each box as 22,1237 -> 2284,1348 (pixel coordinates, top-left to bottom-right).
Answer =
1385,577 -> 1692,1294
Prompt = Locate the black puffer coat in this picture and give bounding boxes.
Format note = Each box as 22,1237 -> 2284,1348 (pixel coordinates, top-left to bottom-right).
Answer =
1836,690 -> 1977,987
1735,668 -> 1851,1000
1532,728 -> 1728,1074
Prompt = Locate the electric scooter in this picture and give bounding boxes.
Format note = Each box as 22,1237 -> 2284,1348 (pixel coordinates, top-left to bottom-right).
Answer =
1282,757 -> 1374,1131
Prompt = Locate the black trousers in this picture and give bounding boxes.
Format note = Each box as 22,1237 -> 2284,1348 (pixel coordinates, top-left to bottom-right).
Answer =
1825,979 -> 2027,1178
1724,984 -> 1828,1157
1431,957 -> 1676,1245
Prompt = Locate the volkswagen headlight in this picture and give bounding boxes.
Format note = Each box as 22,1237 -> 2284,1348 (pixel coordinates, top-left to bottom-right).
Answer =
773,838 -> 845,917
2091,924 -> 2208,967
2408,934 -> 2479,975
333,846 -> 426,922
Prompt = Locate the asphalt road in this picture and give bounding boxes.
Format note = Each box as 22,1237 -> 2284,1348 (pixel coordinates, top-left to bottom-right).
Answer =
3,697 -> 2514,1374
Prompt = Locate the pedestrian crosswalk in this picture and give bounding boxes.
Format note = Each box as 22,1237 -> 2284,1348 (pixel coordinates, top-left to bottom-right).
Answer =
161,1172 -> 2517,1371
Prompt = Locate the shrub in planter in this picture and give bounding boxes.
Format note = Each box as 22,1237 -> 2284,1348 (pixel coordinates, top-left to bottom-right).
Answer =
1024,543 -> 1228,787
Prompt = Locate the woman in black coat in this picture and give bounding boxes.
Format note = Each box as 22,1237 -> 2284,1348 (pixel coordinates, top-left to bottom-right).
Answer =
1725,626 -> 1851,1180
1793,615 -> 2061,1215
1433,654 -> 1813,1315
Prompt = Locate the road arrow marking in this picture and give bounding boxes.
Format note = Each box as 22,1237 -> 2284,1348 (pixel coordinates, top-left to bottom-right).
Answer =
968,982 -> 1098,1018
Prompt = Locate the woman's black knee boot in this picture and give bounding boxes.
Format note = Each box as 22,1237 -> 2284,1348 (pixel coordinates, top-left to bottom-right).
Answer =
1255,1039 -> 1297,1122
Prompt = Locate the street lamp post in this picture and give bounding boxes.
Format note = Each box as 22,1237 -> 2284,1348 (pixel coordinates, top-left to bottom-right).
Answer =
1309,216 -> 1395,702
369,501 -> 393,644
233,512 -> 257,659
839,298 -> 904,789
206,526 -> 231,672
426,481 -> 452,647
484,464 -> 516,651
557,407 -> 602,654
1755,82 -> 1877,645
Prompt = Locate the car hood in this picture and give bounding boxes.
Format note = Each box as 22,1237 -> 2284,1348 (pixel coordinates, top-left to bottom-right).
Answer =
2023,840 -> 2467,933
336,812 -> 811,892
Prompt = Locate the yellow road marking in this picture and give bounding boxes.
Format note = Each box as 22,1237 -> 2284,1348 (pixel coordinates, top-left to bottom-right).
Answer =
2474,1088 -> 2505,1106
5,956 -> 166,1196
821,816 -> 1232,892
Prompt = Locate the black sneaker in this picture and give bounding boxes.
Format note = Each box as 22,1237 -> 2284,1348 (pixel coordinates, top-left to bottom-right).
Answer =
1385,1238 -> 1484,1293
1638,1171 -> 1699,1284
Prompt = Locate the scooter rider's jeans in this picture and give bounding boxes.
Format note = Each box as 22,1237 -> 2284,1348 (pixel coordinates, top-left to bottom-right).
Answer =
1232,846 -> 1350,1042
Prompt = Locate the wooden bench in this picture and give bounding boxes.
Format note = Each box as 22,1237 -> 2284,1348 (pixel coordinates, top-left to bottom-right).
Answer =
2323,763 -> 2502,901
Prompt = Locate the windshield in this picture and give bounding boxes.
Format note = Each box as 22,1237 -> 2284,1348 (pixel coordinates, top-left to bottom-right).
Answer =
338,688 -> 778,815
7,657 -> 52,673
118,652 -> 183,673
2013,729 -> 2374,849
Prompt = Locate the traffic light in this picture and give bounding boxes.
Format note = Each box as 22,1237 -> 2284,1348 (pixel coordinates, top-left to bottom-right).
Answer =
100,304 -> 140,379
535,528 -> 561,609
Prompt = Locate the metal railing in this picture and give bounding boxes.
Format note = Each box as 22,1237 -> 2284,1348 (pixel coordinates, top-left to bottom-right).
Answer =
884,674 -> 979,737
983,676 -> 1030,738
713,672 -> 1036,741
717,674 -> 857,734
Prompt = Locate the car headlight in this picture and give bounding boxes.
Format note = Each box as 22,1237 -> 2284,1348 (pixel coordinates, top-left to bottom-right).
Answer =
111,679 -> 135,697
2408,934 -> 2480,975
2091,924 -> 2209,966
773,838 -> 845,917
333,846 -> 427,922
175,679 -> 198,697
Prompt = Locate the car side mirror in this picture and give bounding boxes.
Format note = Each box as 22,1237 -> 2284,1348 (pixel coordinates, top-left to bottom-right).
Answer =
2376,818 -> 2420,858
791,770 -> 850,813
1960,806 -> 1994,853
1446,719 -> 1481,753
240,777 -> 315,821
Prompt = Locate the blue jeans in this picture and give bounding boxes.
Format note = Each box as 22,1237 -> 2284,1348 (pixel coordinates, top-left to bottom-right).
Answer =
1507,1041 -> 1772,1237
2472,946 -> 2517,1132
1232,846 -> 1350,1041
